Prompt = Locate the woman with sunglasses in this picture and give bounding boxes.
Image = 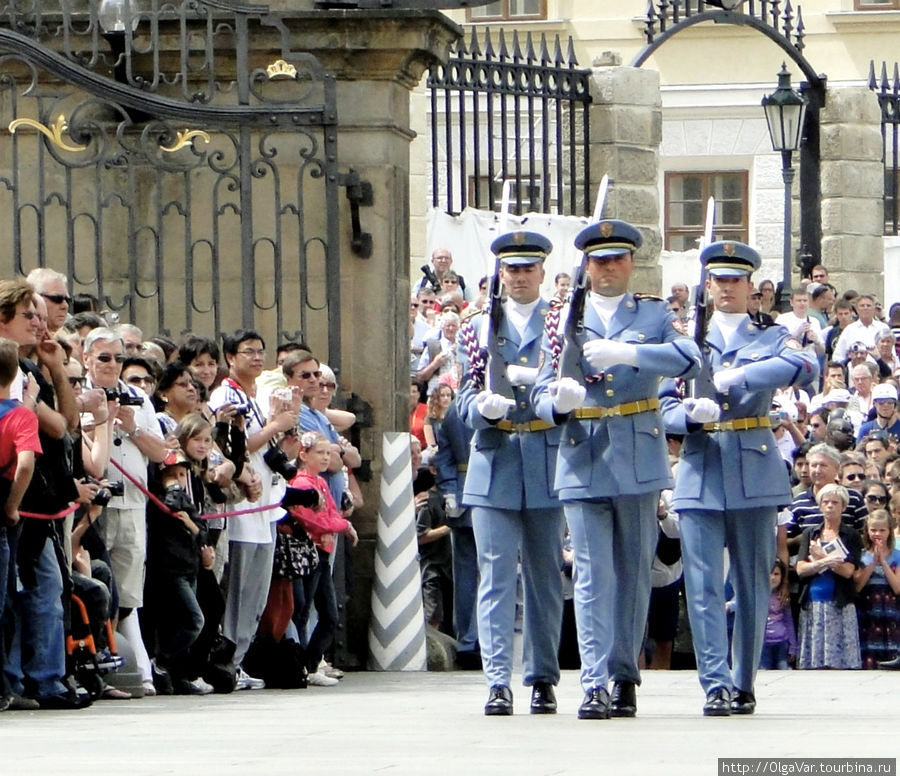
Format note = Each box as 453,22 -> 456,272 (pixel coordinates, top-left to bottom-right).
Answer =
861,479 -> 890,515
153,362 -> 201,436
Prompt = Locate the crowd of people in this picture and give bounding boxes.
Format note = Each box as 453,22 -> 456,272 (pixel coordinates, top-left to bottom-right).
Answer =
2,239 -> 899,717
0,269 -> 363,711
410,237 -> 900,718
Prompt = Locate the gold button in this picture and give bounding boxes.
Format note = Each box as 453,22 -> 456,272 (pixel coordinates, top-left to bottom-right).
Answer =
723,403 -> 729,411
637,333 -> 646,342
606,389 -> 614,397
722,361 -> 731,368
519,401 -> 527,409
653,427 -> 659,436
518,385 -> 526,392
520,356 -> 528,363
606,374 -> 614,382
569,438 -> 576,445
761,444 -> 768,452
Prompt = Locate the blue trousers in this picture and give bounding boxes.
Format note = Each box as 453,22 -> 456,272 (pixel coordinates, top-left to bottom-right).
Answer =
471,505 -> 564,689
154,573 -> 204,679
450,522 -> 479,652
679,507 -> 776,695
6,536 -> 67,698
565,493 -> 658,691
294,547 -> 338,673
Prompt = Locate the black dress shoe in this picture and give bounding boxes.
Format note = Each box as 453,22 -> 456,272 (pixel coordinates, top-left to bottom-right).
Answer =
730,689 -> 756,715
609,681 -> 637,718
702,687 -> 731,717
577,686 -> 610,720
878,655 -> 900,670
530,682 -> 557,714
484,684 -> 513,716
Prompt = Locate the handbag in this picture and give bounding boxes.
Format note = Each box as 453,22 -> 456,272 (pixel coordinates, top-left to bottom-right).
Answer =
272,520 -> 319,579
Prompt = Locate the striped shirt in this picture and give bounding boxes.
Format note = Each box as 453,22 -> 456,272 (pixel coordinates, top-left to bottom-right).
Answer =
787,487 -> 867,537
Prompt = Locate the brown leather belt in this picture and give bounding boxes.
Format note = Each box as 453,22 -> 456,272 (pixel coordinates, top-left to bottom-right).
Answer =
572,398 -> 660,420
702,416 -> 772,432
494,418 -> 555,433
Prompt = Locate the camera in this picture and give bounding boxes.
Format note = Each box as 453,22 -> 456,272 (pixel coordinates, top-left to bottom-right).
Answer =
420,264 -> 441,294
263,445 -> 298,481
232,403 -> 251,417
85,477 -> 125,507
340,491 -> 354,512
102,387 -> 144,406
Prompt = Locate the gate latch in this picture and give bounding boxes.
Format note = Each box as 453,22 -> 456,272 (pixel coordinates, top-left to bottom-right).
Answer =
338,169 -> 373,258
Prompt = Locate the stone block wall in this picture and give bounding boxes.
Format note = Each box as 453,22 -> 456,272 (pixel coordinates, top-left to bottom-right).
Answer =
819,86 -> 885,297
588,66 -> 662,292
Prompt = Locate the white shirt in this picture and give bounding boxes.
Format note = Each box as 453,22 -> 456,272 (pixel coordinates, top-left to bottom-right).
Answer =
505,298 -> 540,339
833,319 -> 890,363
85,380 -> 164,510
588,292 -> 625,329
710,310 -> 748,350
209,380 -> 286,544
775,311 -> 824,353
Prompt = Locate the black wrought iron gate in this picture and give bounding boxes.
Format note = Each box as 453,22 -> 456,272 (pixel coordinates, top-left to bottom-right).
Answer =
0,0 -> 341,368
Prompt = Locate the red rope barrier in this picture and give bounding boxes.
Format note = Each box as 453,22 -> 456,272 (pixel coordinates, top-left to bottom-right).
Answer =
108,458 -> 284,521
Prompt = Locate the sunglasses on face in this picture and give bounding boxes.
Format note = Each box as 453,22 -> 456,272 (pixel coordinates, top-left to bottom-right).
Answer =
95,353 -> 126,363
125,375 -> 154,386
41,293 -> 72,305
321,382 -> 337,390
844,473 -> 865,481
68,376 -> 85,387
297,370 -> 321,380
866,494 -> 888,504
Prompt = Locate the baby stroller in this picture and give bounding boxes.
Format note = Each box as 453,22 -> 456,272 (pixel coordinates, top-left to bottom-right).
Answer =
66,593 -> 125,700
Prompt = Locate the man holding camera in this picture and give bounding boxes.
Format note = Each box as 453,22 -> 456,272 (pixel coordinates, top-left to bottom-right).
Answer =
418,248 -> 469,301
209,330 -> 297,689
83,326 -> 166,691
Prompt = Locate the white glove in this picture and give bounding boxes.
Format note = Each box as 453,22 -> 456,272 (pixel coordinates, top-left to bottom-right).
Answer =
713,366 -> 746,393
582,339 -> 638,371
475,391 -> 515,421
548,377 -> 586,414
443,493 -> 464,519
507,364 -> 539,385
683,397 -> 721,424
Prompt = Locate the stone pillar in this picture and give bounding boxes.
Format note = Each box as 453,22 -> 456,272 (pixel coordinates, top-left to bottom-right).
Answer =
819,86 -> 884,297
587,64 -> 662,292
281,10 -> 460,666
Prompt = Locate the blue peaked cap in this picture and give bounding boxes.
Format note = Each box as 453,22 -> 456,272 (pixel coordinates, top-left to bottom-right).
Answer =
490,230 -> 553,265
700,240 -> 761,277
575,219 -> 642,258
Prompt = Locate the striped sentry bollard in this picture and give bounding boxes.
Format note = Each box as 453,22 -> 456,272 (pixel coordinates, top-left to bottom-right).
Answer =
367,432 -> 426,671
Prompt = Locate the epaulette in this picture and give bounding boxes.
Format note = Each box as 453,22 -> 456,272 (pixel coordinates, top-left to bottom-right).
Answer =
633,293 -> 665,303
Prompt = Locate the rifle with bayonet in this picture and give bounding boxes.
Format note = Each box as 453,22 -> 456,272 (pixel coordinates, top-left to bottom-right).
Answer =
557,174 -> 609,380
691,196 -> 717,399
478,180 -> 514,397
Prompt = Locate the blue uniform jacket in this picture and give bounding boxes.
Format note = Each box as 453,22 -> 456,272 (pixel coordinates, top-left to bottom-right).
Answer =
532,293 -> 700,500
457,300 -> 562,511
433,403 -> 474,527
660,316 -> 819,511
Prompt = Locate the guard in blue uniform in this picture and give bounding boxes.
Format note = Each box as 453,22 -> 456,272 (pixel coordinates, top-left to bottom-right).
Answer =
457,230 -> 564,716
660,241 -> 817,717
532,220 -> 700,720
